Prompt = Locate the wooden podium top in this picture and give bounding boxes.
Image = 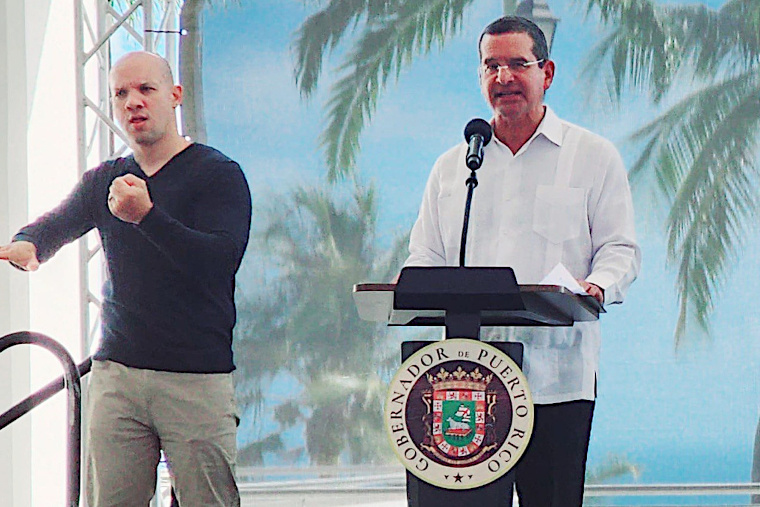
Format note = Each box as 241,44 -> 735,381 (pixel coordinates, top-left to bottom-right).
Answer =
352,283 -> 603,327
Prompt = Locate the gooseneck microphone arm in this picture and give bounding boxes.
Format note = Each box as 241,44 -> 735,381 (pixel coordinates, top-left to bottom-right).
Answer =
459,169 -> 479,267
459,119 -> 493,267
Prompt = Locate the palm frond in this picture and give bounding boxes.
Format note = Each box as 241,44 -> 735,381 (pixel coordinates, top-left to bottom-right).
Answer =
627,71 -> 760,345
320,0 -> 473,181
691,0 -> 760,76
586,454 -> 641,484
629,72 -> 756,193
670,105 -> 760,344
293,0 -> 410,98
579,0 -> 760,105
237,433 -> 285,466
293,0 -> 372,98
579,0 -> 689,102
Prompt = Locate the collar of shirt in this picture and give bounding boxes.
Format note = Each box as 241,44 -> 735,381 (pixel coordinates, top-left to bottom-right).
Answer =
490,105 -> 564,157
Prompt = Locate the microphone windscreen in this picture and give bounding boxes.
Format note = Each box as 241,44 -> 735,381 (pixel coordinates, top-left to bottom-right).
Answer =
464,118 -> 493,146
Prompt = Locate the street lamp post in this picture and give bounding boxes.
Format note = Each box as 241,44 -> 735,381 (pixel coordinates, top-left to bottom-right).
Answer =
516,0 -> 560,54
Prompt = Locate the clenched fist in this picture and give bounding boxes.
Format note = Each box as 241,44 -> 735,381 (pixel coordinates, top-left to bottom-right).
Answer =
108,174 -> 153,224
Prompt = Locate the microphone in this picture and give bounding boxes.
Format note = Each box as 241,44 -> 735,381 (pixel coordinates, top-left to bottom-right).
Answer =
464,119 -> 493,170
459,119 -> 492,267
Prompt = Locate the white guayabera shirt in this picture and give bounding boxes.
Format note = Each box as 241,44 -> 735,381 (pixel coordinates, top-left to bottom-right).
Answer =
405,106 -> 641,404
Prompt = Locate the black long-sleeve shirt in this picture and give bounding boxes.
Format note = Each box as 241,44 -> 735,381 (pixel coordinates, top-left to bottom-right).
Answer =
15,144 -> 252,373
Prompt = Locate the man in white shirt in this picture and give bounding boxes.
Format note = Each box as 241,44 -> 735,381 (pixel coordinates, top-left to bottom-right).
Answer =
405,16 -> 641,506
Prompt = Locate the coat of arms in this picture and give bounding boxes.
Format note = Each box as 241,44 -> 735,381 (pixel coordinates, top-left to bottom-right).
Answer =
424,366 -> 495,464
385,339 -> 533,489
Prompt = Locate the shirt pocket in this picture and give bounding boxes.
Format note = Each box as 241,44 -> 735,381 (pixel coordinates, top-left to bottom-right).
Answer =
437,190 -> 461,247
532,185 -> 587,244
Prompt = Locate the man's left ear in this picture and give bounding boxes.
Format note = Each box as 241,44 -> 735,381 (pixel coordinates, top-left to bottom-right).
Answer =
172,84 -> 183,108
543,60 -> 555,91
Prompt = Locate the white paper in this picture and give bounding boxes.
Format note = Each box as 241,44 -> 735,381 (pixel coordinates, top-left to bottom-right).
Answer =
540,263 -> 589,295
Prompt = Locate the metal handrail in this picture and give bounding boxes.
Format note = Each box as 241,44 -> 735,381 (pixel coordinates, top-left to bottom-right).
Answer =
587,482 -> 760,496
0,356 -> 92,430
234,466 -> 760,498
0,332 -> 84,507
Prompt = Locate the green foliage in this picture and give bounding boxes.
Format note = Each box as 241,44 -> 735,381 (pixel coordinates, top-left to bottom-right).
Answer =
583,453 -> 641,505
106,0 -> 184,29
234,183 -> 410,465
585,453 -> 641,484
236,432 -> 285,466
293,0 -> 478,181
581,0 -> 760,345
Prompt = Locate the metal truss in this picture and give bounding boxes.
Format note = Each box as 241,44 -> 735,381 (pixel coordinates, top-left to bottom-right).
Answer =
73,0 -> 180,358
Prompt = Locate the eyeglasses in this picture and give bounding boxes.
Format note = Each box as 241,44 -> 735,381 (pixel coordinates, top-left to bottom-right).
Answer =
481,59 -> 545,76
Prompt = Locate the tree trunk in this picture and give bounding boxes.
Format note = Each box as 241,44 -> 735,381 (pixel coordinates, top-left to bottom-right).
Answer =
753,414 -> 760,503
179,0 -> 207,144
306,405 -> 345,466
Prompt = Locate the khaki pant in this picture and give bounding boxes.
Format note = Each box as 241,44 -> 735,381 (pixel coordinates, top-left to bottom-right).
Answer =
85,360 -> 240,507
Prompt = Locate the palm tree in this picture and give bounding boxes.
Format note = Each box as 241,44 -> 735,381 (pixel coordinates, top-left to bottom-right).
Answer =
292,0 -> 525,181
178,0 -> 209,143
233,183 -> 411,465
580,0 -> 760,342
578,0 -> 760,498
583,454 -> 641,506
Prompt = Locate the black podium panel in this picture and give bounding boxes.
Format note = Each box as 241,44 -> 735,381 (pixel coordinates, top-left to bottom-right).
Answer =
401,340 -> 523,507
407,470 -> 515,507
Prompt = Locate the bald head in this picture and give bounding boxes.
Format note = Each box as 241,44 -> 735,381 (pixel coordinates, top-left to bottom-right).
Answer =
109,51 -> 184,149
110,51 -> 174,88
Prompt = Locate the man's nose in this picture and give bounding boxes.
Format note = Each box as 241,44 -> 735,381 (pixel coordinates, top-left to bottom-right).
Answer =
124,92 -> 143,109
496,66 -> 515,84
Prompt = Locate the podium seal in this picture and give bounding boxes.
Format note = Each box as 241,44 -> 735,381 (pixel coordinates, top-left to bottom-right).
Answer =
385,339 -> 533,489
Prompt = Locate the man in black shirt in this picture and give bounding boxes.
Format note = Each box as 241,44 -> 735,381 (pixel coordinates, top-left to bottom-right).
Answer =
0,51 -> 251,506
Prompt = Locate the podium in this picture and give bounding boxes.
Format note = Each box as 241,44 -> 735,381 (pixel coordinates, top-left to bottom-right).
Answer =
353,267 -> 602,507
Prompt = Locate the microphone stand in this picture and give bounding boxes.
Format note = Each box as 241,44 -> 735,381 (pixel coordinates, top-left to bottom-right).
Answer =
459,169 -> 478,267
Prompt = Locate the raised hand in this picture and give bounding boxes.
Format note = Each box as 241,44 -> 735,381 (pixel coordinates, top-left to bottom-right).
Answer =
108,174 -> 153,224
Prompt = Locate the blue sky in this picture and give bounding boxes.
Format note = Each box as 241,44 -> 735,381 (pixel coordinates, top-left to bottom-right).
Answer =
202,0 -> 760,488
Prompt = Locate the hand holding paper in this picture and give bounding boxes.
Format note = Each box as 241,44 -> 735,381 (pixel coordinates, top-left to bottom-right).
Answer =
540,263 -> 604,304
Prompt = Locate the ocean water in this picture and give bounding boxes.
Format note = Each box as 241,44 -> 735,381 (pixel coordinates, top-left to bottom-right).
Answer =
586,441 -> 753,505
